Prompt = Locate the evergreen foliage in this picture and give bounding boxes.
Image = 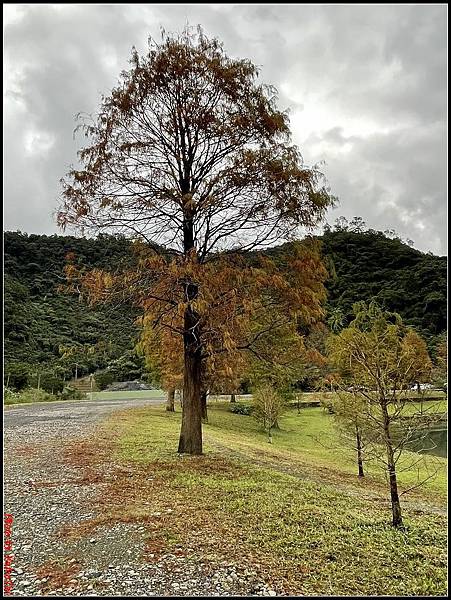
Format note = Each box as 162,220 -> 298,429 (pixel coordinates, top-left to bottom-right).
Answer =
4,231 -> 141,387
4,227 -> 446,388
320,228 -> 446,347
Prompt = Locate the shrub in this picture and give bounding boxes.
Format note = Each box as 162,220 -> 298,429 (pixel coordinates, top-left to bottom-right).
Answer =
38,372 -> 65,394
320,395 -> 335,414
230,402 -> 253,415
60,386 -> 85,400
6,388 -> 55,404
3,387 -> 20,405
95,370 -> 115,390
252,384 -> 286,443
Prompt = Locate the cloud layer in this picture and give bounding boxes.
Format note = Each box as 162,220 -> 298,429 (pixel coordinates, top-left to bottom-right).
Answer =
4,4 -> 447,254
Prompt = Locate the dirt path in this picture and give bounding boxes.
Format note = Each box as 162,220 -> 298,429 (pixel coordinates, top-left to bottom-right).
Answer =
3,399 -> 277,597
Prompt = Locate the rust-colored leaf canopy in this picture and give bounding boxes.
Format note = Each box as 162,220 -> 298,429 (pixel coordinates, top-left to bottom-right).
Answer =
65,236 -> 328,371
58,27 -> 335,258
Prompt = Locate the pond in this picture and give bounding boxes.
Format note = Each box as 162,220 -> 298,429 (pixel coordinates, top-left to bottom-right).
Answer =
403,422 -> 447,458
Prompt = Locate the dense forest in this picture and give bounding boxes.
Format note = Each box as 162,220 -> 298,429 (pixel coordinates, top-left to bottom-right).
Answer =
321,229 -> 446,339
4,226 -> 447,389
4,232 -> 144,390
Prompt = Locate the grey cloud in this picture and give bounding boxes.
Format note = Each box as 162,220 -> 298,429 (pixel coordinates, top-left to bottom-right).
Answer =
308,124 -> 446,255
4,4 -> 447,255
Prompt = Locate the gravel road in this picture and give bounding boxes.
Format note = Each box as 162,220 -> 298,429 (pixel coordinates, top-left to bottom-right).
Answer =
3,398 -> 277,597
4,396 -> 165,428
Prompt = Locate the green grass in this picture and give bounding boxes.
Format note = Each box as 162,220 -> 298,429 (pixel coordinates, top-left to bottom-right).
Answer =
297,390 -> 446,402
399,399 -> 447,415
4,387 -> 75,405
104,402 -> 447,596
204,402 -> 447,497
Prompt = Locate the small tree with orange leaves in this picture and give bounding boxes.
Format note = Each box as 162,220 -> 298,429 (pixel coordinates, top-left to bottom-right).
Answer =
58,27 -> 334,454
137,324 -> 183,411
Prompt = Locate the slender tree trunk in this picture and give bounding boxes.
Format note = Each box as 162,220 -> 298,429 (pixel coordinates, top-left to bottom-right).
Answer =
381,401 -> 403,527
387,452 -> 403,527
356,424 -> 364,477
230,393 -> 236,403
201,389 -> 208,423
268,426 -> 273,444
166,388 -> 175,412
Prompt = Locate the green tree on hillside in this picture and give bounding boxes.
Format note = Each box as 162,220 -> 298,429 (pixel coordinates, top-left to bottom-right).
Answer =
328,301 -> 438,528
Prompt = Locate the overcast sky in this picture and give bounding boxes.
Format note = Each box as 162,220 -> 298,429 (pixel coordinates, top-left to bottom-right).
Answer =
4,3 -> 448,255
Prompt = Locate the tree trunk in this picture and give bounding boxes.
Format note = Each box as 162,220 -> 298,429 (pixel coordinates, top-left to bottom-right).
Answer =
230,393 -> 236,403
166,388 -> 175,412
268,426 -> 273,444
178,333 -> 202,454
381,402 -> 403,527
201,389 -> 208,423
356,424 -> 364,477
177,199 -> 203,455
177,290 -> 203,455
387,444 -> 403,527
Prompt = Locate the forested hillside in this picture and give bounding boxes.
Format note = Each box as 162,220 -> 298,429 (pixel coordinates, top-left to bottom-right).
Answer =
264,228 -> 446,349
4,228 -> 447,387
321,229 -> 447,342
4,232 -> 143,389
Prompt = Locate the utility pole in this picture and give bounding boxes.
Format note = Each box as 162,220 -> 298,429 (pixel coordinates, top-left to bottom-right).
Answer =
75,363 -> 78,381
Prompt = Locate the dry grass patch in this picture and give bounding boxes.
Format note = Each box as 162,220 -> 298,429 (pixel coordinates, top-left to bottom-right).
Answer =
35,559 -> 83,593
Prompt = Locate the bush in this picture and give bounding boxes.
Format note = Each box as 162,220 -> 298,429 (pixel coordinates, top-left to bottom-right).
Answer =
252,384 -> 286,442
230,402 -> 253,415
95,370 -> 115,390
60,386 -> 85,400
5,387 -> 55,405
38,372 -> 65,394
3,387 -> 20,405
320,395 -> 335,414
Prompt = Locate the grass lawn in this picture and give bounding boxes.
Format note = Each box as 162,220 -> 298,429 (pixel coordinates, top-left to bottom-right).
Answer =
84,402 -> 448,596
204,402 -> 447,498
